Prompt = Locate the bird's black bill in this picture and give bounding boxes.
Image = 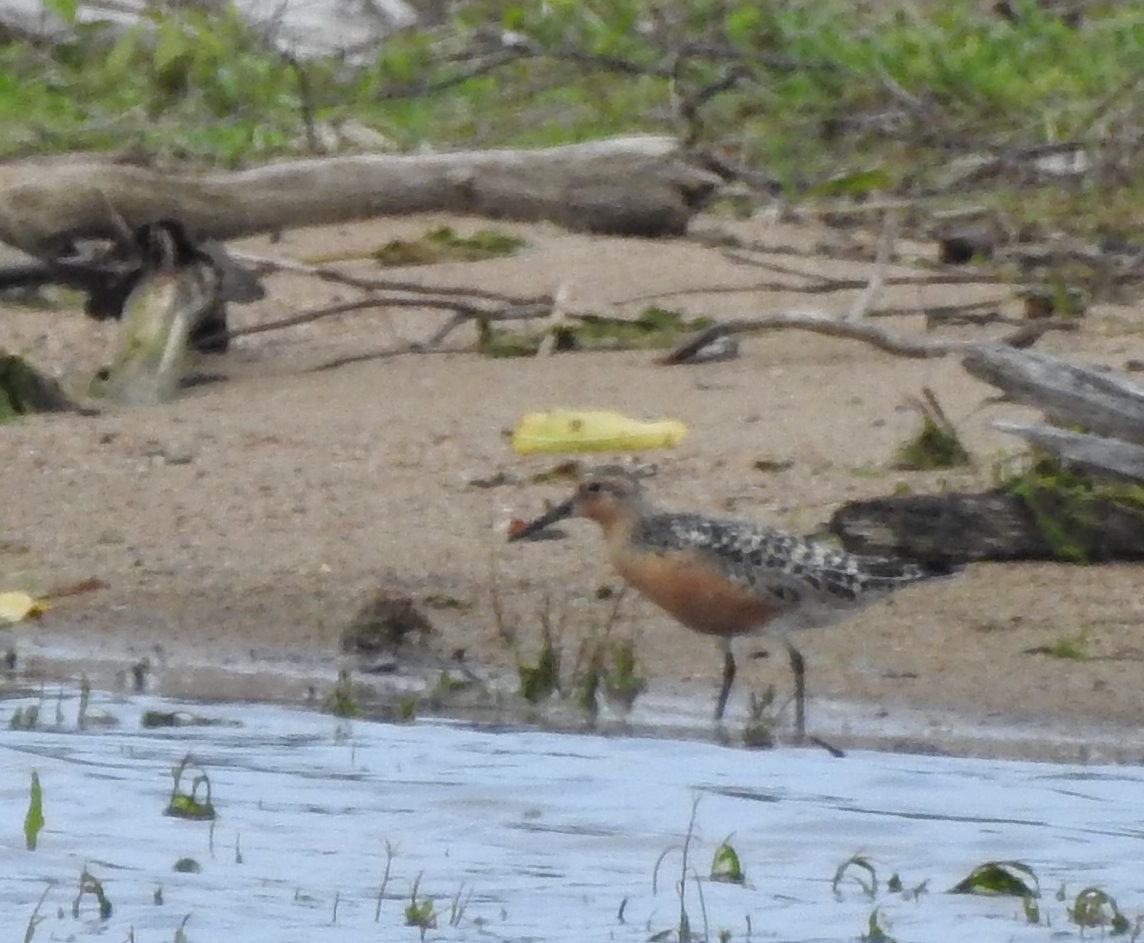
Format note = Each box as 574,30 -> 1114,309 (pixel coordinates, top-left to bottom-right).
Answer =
507,497 -> 576,542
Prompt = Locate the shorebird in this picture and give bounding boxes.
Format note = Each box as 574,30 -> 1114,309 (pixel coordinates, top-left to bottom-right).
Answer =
508,465 -> 956,739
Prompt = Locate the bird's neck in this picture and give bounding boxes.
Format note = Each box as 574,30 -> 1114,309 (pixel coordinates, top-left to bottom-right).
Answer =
591,496 -> 655,547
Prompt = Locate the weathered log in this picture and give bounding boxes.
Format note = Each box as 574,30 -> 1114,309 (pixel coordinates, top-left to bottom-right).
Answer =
962,345 -> 1144,444
829,490 -> 1144,563
0,136 -> 720,254
993,420 -> 1144,484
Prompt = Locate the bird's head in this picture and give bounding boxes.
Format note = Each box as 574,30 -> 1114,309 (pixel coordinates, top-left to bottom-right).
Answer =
508,465 -> 648,541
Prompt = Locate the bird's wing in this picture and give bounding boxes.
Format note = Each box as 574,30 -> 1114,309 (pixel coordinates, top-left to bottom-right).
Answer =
635,512 -> 933,608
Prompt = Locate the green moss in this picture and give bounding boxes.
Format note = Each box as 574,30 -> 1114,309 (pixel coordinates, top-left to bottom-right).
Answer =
0,351 -> 77,421
1040,631 -> 1090,661
1001,454 -> 1144,563
373,226 -> 526,266
479,306 -> 713,358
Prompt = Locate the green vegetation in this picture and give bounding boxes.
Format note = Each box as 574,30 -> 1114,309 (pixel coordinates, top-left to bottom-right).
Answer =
516,622 -> 561,703
741,685 -> 778,749
572,634 -> 647,717
9,703 -> 40,730
1000,454 -> 1144,563
1070,886 -> 1133,934
398,696 -> 418,722
77,675 -> 91,730
325,669 -> 358,717
373,225 -> 526,266
164,754 -> 217,821
602,636 -> 646,711
375,840 -> 397,922
833,854 -> 880,900
1032,629 -> 1092,661
893,390 -> 971,471
0,351 -> 78,422
710,839 -> 745,885
22,884 -> 51,943
73,866 -> 113,920
5,1 -> 1140,247
950,859 -> 1039,897
23,771 -> 44,851
404,873 -> 437,940
860,907 -> 896,943
478,306 -> 713,358
651,796 -> 705,943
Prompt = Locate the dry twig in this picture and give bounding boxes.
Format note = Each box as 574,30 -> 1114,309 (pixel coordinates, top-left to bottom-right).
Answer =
659,308 -> 1071,365
232,251 -> 551,306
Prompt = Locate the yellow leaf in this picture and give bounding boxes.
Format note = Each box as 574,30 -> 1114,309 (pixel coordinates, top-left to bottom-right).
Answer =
0,591 -> 46,625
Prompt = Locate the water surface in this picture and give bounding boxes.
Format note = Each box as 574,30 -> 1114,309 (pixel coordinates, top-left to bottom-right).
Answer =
3,690 -> 1142,941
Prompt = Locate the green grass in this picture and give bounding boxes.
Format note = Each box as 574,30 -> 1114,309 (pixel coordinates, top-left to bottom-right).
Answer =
1037,630 -> 1092,661
1,1 -> 1142,245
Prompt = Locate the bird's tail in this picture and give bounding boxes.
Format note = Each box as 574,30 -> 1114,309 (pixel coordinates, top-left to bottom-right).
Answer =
861,554 -> 963,590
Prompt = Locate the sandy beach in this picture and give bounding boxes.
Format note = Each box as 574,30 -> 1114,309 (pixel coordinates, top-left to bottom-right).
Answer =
3,213 -> 1143,762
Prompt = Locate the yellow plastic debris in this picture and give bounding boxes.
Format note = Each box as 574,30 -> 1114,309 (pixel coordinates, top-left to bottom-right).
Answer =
511,409 -> 688,454
0,591 -> 45,625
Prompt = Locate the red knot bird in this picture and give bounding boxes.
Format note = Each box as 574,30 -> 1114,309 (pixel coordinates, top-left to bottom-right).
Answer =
508,465 -> 957,740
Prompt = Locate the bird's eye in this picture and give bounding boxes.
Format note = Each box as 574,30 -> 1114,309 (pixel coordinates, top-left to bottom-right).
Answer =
583,481 -> 603,494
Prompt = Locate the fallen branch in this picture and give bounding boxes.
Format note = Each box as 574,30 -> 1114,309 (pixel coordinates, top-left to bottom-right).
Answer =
829,490 -> 1144,563
658,310 -> 1066,365
231,251 -> 552,306
0,135 -> 720,254
218,295 -> 550,347
845,208 -> 897,320
622,256 -> 1000,307
992,420 -> 1144,484
310,344 -> 456,373
962,345 -> 1144,444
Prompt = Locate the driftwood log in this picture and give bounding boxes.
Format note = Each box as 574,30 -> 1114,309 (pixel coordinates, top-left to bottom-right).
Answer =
962,344 -> 1144,444
0,136 -> 720,255
991,420 -> 1144,483
831,344 -> 1144,562
829,491 -> 1144,563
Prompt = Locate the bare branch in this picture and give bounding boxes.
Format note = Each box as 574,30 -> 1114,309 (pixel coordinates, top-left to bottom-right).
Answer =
659,309 -> 1070,365
310,344 -> 455,373
376,49 -> 530,100
845,208 -> 898,320
231,250 -> 552,306
220,296 -> 549,347
992,420 -> 1144,483
620,265 -> 999,305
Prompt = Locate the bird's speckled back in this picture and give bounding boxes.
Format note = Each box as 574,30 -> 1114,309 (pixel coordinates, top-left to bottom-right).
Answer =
631,511 -> 946,630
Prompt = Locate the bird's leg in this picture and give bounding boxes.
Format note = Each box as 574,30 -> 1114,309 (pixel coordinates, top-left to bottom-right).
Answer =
784,638 -> 807,743
715,637 -> 735,722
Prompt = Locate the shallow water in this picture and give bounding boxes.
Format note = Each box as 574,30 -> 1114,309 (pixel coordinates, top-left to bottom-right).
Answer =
2,689 -> 1142,942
